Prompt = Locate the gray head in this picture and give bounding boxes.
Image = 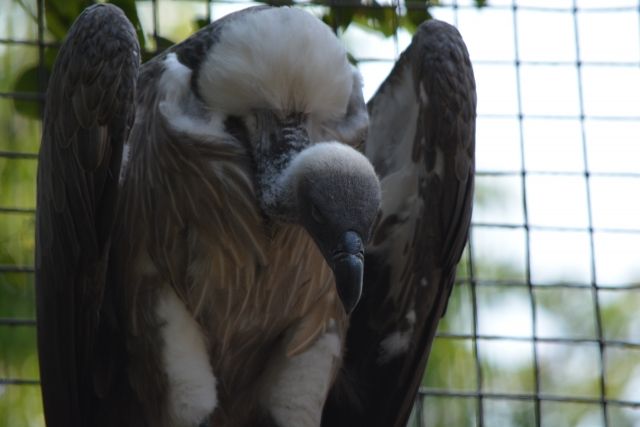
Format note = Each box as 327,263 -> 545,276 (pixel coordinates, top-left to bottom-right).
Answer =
280,142 -> 381,237
234,106 -> 380,313
272,141 -> 382,313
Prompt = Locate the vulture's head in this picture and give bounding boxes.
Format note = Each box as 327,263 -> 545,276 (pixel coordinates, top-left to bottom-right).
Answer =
275,142 -> 381,314
193,7 -> 381,313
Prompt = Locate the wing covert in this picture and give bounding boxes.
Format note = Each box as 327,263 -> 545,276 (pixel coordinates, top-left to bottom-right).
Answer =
35,5 -> 140,426
323,19 -> 476,427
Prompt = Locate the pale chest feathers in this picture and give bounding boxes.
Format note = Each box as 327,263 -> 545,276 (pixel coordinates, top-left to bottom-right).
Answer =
184,222 -> 341,392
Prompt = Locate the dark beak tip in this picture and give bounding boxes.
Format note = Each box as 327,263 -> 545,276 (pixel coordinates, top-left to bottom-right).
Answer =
341,293 -> 361,315
333,252 -> 364,315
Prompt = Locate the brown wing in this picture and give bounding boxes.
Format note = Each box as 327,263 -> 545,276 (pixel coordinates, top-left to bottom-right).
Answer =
323,20 -> 476,427
35,5 -> 139,426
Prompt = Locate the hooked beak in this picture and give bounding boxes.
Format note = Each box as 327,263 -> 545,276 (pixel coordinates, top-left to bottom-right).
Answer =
330,231 -> 364,314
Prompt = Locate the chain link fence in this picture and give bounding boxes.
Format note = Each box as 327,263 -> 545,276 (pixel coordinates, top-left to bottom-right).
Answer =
1,1 -> 639,426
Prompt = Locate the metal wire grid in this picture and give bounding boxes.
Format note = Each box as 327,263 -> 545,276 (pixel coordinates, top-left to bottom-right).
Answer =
419,2 -> 640,427
1,1 -> 640,426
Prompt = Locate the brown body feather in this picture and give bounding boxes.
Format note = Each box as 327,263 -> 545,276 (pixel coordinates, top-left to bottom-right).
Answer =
111,50 -> 346,425
39,5 -> 361,426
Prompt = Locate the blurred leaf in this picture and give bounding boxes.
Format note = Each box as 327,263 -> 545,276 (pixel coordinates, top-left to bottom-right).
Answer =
194,17 -> 210,31
423,337 -> 477,390
11,44 -> 59,121
401,6 -> 431,34
346,51 -> 358,66
142,35 -> 176,62
45,0 -> 147,52
257,0 -> 295,5
108,0 -> 147,51
352,6 -> 398,38
322,6 -> 357,33
44,46 -> 60,70
156,35 -> 176,52
475,0 -> 488,7
44,0 -> 90,40
12,67 -> 47,120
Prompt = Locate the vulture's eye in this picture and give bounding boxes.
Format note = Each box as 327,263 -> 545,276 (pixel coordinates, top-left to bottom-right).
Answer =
311,203 -> 327,225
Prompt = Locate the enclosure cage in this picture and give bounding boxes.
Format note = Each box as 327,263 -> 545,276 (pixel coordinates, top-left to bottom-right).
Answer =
1,1 -> 640,426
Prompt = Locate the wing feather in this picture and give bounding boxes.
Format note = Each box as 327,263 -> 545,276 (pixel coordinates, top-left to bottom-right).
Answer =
35,5 -> 140,427
109,22 -> 270,419
323,19 -> 476,427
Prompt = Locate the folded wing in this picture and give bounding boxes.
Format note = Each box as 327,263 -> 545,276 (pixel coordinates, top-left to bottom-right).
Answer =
35,5 -> 139,426
323,19 -> 476,427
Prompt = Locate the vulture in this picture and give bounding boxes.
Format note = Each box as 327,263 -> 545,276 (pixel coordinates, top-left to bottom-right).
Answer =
35,4 -> 475,427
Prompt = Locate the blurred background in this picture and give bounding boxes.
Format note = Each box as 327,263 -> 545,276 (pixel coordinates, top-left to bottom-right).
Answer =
1,1 -> 639,426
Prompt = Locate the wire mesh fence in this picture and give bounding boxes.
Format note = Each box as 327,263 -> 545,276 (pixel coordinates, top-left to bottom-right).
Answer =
1,1 -> 640,426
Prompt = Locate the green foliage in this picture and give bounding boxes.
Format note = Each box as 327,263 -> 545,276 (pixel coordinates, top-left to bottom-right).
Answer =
0,6 -> 41,422
142,35 -> 176,62
12,67 -> 47,119
323,5 -> 400,37
319,1 -> 486,35
44,0 -> 144,46
402,6 -> 432,34
44,0 -> 92,40
11,0 -> 482,119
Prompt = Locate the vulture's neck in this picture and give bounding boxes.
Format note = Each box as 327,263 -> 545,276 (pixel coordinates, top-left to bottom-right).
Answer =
251,112 -> 309,220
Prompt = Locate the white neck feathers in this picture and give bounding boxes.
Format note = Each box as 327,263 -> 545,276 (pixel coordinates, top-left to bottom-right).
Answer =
198,8 -> 353,121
